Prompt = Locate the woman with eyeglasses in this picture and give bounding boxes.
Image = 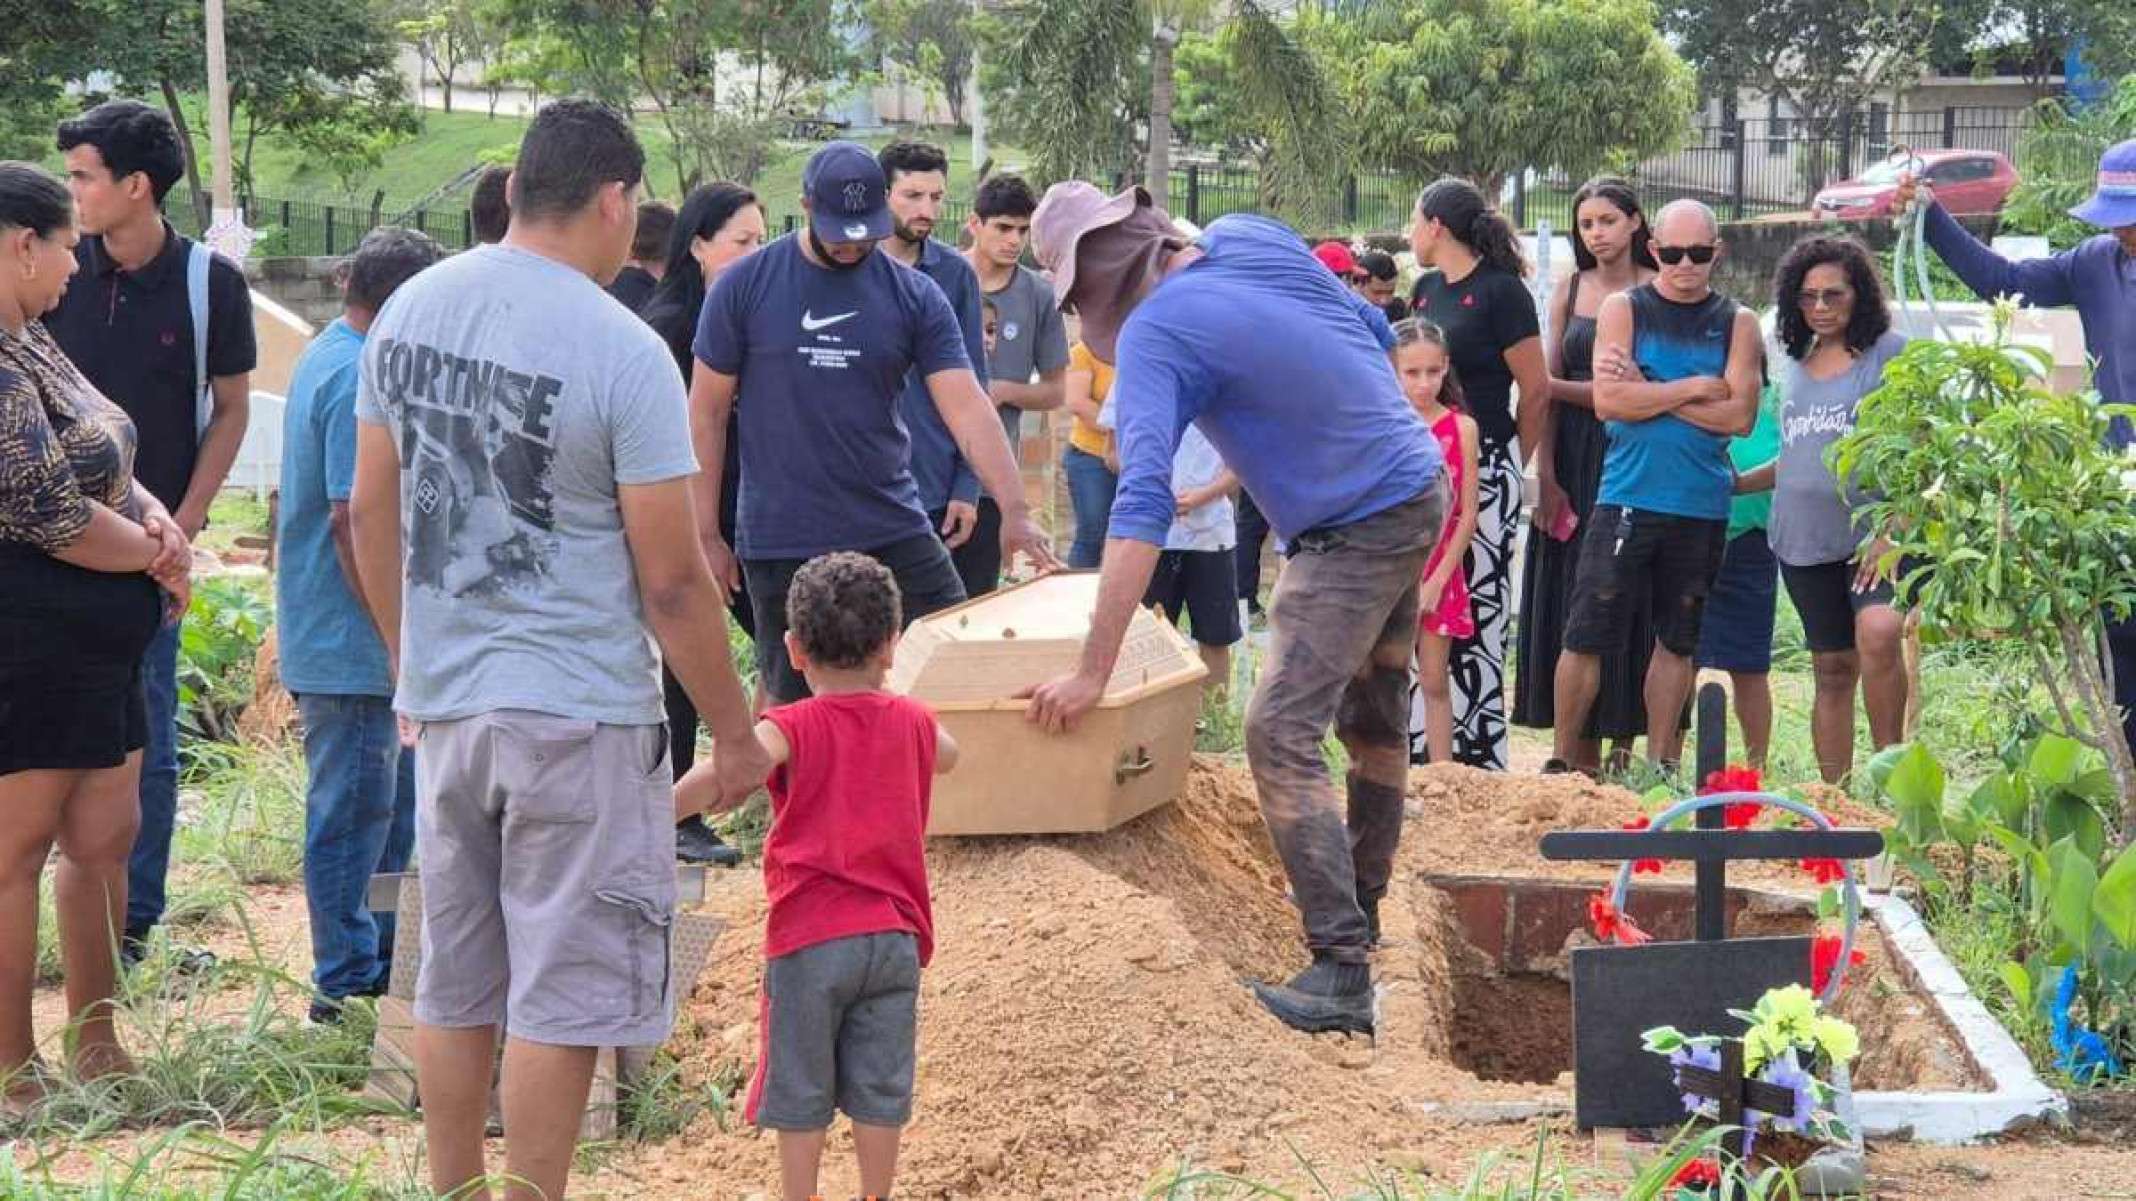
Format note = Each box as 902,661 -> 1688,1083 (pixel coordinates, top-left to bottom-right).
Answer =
1757,234 -> 1910,785
1405,178 -> 1550,770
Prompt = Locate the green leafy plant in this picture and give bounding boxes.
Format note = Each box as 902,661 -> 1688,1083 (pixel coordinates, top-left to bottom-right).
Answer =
1834,304 -> 2136,837
175,576 -> 272,746
2002,74 -> 2136,250
1874,736 -> 2136,1079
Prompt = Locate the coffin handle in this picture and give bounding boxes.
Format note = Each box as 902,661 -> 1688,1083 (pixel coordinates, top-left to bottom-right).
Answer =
1115,746 -> 1155,784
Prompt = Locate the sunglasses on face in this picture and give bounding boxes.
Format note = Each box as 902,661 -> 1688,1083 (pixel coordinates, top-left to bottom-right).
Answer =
1653,244 -> 1717,266
1797,287 -> 1852,310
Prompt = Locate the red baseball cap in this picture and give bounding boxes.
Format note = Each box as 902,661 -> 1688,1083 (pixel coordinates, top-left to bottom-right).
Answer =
1312,241 -> 1359,276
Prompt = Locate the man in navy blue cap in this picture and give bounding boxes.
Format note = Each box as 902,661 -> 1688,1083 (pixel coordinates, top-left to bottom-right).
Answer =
1898,140 -> 2136,743
688,141 -> 1059,702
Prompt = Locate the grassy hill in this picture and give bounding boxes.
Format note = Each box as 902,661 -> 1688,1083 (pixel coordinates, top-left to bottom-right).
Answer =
46,96 -> 999,225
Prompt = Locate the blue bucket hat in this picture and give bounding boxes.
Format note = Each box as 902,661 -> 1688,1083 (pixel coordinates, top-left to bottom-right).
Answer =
2069,138 -> 2136,230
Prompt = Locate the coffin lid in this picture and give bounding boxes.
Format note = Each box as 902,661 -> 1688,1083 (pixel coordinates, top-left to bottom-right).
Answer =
887,572 -> 1208,711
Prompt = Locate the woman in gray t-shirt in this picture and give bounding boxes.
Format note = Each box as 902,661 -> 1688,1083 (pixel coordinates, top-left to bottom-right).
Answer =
1765,235 -> 1910,785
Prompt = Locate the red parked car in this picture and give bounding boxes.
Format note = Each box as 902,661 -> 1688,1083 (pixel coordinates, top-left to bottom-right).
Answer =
1812,149 -> 2019,220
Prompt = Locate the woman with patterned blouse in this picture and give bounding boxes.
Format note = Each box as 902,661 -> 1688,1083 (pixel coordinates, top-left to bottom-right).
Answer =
0,162 -> 191,1113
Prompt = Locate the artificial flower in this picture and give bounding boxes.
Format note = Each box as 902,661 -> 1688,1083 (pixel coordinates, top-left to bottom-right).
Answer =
1744,1022 -> 1792,1072
1669,1044 -> 1721,1116
1812,1015 -> 1860,1065
1751,1051 -> 1820,1132
1623,815 -> 1664,874
1700,764 -> 1763,796
1810,931 -> 1867,995
1588,893 -> 1653,946
1756,984 -> 1819,1041
1799,858 -> 1846,884
1667,1158 -> 1721,1189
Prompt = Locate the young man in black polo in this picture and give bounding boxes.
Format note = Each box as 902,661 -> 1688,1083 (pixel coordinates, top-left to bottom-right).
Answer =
48,100 -> 256,969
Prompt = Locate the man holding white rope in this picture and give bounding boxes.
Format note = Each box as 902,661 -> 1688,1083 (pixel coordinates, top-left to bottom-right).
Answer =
1897,139 -> 2136,747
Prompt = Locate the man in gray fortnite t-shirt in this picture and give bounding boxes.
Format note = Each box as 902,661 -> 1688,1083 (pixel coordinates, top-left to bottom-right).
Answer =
349,100 -> 765,1201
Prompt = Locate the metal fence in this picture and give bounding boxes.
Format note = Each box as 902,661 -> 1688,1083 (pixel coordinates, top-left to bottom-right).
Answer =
1150,104 -> 2034,234
185,104 -> 2033,258
168,191 -> 481,257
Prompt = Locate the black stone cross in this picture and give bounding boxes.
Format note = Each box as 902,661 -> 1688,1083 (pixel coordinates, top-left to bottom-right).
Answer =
1676,1037 -> 1796,1194
1537,684 -> 1883,1131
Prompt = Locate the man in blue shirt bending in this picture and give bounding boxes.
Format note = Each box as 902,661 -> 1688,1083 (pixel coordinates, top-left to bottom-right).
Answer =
1023,182 -> 1444,1036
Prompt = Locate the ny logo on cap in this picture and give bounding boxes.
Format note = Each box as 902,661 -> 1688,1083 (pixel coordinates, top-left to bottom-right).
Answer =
842,181 -> 871,213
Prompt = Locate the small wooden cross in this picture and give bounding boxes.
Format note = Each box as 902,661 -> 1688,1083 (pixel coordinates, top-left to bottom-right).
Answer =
1674,1038 -> 1796,1199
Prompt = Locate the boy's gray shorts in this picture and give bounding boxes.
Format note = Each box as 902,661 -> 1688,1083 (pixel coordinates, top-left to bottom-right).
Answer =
746,931 -> 920,1130
412,709 -> 677,1048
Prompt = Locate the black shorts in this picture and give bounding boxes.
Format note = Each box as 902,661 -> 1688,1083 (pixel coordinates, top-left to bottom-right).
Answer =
1563,505 -> 1728,659
1,545 -> 162,776
743,534 -> 967,705
1779,557 -> 1906,654
1143,549 -> 1242,647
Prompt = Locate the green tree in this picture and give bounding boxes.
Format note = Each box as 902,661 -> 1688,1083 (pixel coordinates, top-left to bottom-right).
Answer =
386,0 -> 498,113
1928,1 -> 2136,94
2002,73 -> 2136,248
1835,306 -> 2136,834
983,0 -> 1344,222
488,0 -> 858,192
1659,0 -> 1940,176
0,0 -> 98,159
1307,0 -> 1694,195
69,0 -> 415,214
869,0 -> 975,127
1169,14 -> 1351,228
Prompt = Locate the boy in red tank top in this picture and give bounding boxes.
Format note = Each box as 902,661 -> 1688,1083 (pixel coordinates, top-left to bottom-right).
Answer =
676,552 -> 958,1201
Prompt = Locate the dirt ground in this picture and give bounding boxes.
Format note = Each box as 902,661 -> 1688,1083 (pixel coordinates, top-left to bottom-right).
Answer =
20,759 -> 2136,1198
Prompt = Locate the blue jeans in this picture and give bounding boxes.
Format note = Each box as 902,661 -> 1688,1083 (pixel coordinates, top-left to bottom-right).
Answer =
125,620 -> 182,943
295,693 -> 418,1000
1063,446 -> 1118,570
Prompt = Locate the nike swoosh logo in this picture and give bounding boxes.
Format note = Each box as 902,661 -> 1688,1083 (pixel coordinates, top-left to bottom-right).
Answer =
801,310 -> 858,332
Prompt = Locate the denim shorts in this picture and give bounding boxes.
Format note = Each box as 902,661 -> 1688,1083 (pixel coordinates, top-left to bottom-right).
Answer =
1695,530 -> 1780,673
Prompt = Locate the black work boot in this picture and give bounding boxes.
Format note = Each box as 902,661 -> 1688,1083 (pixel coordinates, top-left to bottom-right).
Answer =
1250,955 -> 1374,1036
675,815 -> 741,867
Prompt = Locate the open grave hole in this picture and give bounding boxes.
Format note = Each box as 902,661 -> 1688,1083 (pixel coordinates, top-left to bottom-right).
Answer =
1415,874 -> 1988,1094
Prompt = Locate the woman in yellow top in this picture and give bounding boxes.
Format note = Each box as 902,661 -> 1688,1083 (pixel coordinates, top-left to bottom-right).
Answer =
1061,340 -> 1117,568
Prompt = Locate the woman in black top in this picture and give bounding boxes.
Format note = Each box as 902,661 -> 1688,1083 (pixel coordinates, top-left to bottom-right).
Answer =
0,163 -> 190,1109
1513,177 -> 1661,771
1404,178 -> 1549,771
640,182 -> 766,865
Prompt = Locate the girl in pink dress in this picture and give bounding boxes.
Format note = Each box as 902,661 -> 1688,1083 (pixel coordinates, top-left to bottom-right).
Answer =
1394,319 -> 1481,765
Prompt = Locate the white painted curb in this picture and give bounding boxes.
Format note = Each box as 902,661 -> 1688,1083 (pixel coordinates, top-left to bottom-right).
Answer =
1852,893 -> 2068,1143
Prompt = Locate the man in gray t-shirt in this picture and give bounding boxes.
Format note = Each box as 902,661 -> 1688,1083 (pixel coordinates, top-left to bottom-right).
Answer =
962,174 -> 1070,588
348,100 -> 764,1201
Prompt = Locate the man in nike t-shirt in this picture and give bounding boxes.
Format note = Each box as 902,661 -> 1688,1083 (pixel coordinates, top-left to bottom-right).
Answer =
690,141 -> 1058,701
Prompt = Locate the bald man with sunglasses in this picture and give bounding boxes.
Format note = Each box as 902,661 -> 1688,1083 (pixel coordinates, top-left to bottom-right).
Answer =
1547,199 -> 1763,775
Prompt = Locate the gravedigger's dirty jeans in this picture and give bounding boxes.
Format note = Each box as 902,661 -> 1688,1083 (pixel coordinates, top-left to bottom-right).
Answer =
1245,482 -> 1446,966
